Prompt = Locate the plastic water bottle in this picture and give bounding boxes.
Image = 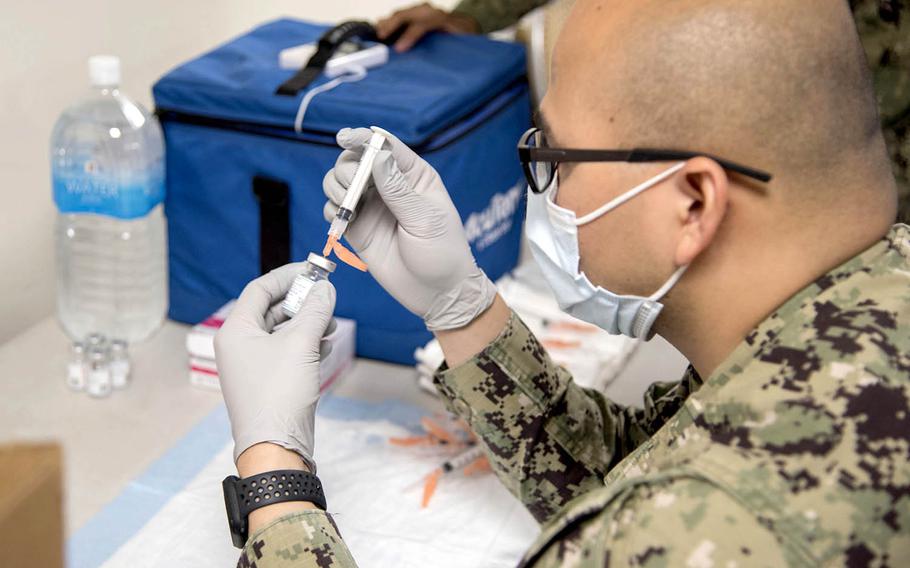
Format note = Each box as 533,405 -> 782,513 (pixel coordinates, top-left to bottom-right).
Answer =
51,55 -> 167,342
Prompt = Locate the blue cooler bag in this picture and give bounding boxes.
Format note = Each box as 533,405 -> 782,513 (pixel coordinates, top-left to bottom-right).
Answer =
153,19 -> 531,364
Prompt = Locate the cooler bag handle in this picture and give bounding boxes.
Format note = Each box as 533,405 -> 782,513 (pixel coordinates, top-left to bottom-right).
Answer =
252,176 -> 291,274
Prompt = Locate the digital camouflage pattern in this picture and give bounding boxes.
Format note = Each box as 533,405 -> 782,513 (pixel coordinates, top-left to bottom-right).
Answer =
436,224 -> 910,567
432,316 -> 706,524
455,0 -> 910,222
852,0 -> 910,223
452,0 -> 549,33
237,510 -> 356,567
237,224 -> 909,567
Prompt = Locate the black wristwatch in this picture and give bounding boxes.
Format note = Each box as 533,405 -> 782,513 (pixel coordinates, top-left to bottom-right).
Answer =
222,469 -> 327,548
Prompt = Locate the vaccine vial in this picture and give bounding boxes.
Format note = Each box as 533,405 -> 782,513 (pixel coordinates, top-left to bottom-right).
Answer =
281,253 -> 336,318
66,342 -> 87,391
86,346 -> 112,398
86,332 -> 107,350
109,339 -> 130,389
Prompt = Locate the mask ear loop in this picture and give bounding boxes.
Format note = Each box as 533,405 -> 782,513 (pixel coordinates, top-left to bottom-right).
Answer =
632,263 -> 688,339
648,264 -> 688,301
573,162 -> 686,226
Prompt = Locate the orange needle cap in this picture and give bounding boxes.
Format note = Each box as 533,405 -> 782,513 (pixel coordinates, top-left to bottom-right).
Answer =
421,469 -> 442,508
322,234 -> 337,257
332,241 -> 367,271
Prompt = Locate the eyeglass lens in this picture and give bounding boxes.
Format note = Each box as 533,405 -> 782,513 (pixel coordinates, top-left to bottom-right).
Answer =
529,130 -> 554,192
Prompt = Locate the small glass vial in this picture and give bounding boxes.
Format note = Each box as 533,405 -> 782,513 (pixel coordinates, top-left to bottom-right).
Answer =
86,346 -> 112,398
86,332 -> 107,350
66,342 -> 87,391
109,339 -> 131,389
281,253 -> 336,318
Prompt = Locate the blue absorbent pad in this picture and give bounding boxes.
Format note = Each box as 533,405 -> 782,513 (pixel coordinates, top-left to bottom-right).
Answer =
154,19 -> 531,363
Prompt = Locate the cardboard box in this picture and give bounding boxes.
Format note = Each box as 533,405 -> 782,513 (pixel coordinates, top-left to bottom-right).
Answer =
0,443 -> 63,568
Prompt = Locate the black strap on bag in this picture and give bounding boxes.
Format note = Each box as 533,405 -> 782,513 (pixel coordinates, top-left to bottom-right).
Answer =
275,20 -> 378,96
252,176 -> 291,274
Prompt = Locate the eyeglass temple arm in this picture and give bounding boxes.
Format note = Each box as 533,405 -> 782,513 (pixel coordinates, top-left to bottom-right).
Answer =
628,149 -> 773,183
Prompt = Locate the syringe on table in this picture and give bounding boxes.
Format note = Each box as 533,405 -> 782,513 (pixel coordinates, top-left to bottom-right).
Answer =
322,130 -> 387,271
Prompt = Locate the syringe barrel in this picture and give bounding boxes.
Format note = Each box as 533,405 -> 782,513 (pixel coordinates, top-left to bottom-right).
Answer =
335,207 -> 354,222
339,132 -> 386,213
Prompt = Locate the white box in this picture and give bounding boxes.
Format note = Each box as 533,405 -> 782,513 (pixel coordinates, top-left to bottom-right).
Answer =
186,301 -> 356,393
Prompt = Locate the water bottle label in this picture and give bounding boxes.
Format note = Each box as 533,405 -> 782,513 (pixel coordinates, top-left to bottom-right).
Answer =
53,161 -> 164,219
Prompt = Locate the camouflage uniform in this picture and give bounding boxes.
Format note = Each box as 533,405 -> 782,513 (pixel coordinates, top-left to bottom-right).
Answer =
239,225 -> 910,566
454,0 -> 910,223
452,0 -> 549,34
852,0 -> 910,223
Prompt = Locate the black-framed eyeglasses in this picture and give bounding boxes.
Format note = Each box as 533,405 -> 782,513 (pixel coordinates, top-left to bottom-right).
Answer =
517,127 -> 773,194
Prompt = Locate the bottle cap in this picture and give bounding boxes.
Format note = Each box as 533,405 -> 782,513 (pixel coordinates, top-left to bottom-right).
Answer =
307,253 -> 336,273
88,55 -> 121,87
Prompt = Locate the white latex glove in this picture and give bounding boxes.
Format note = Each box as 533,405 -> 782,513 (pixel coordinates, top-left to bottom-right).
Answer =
323,126 -> 496,330
214,263 -> 337,471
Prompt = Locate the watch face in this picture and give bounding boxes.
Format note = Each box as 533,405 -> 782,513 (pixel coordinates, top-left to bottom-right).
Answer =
223,475 -> 248,548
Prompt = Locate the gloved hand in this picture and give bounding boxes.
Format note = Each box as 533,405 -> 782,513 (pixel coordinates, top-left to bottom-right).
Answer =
323,126 -> 496,331
214,263 -> 336,471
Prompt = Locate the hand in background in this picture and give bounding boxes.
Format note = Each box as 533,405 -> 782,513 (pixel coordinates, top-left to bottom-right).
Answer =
375,2 -> 480,52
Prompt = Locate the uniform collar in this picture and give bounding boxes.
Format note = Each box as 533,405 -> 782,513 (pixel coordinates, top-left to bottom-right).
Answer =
693,223 -> 909,401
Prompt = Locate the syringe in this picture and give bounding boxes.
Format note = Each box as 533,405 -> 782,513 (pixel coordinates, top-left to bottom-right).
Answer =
420,445 -> 486,508
323,130 -> 387,258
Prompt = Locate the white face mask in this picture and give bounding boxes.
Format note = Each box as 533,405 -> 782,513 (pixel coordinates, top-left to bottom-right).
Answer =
525,163 -> 689,339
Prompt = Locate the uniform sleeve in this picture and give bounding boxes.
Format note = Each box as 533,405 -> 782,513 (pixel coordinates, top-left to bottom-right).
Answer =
236,510 -> 357,568
525,478 -> 789,567
432,311 -> 702,523
452,0 -> 550,34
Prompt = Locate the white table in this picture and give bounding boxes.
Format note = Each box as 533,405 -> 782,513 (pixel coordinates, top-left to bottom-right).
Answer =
0,316 -> 688,536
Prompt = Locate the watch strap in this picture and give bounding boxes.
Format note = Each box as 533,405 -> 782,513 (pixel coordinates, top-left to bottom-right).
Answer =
223,469 -> 326,548
275,20 -> 378,96
239,469 -> 326,514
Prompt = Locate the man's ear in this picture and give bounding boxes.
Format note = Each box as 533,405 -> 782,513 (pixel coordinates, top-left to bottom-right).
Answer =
672,157 -> 729,266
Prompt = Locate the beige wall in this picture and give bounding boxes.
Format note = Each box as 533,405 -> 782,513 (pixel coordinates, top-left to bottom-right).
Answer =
0,0 -> 457,343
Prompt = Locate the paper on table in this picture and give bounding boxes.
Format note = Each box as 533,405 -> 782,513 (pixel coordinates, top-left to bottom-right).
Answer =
98,396 -> 539,568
